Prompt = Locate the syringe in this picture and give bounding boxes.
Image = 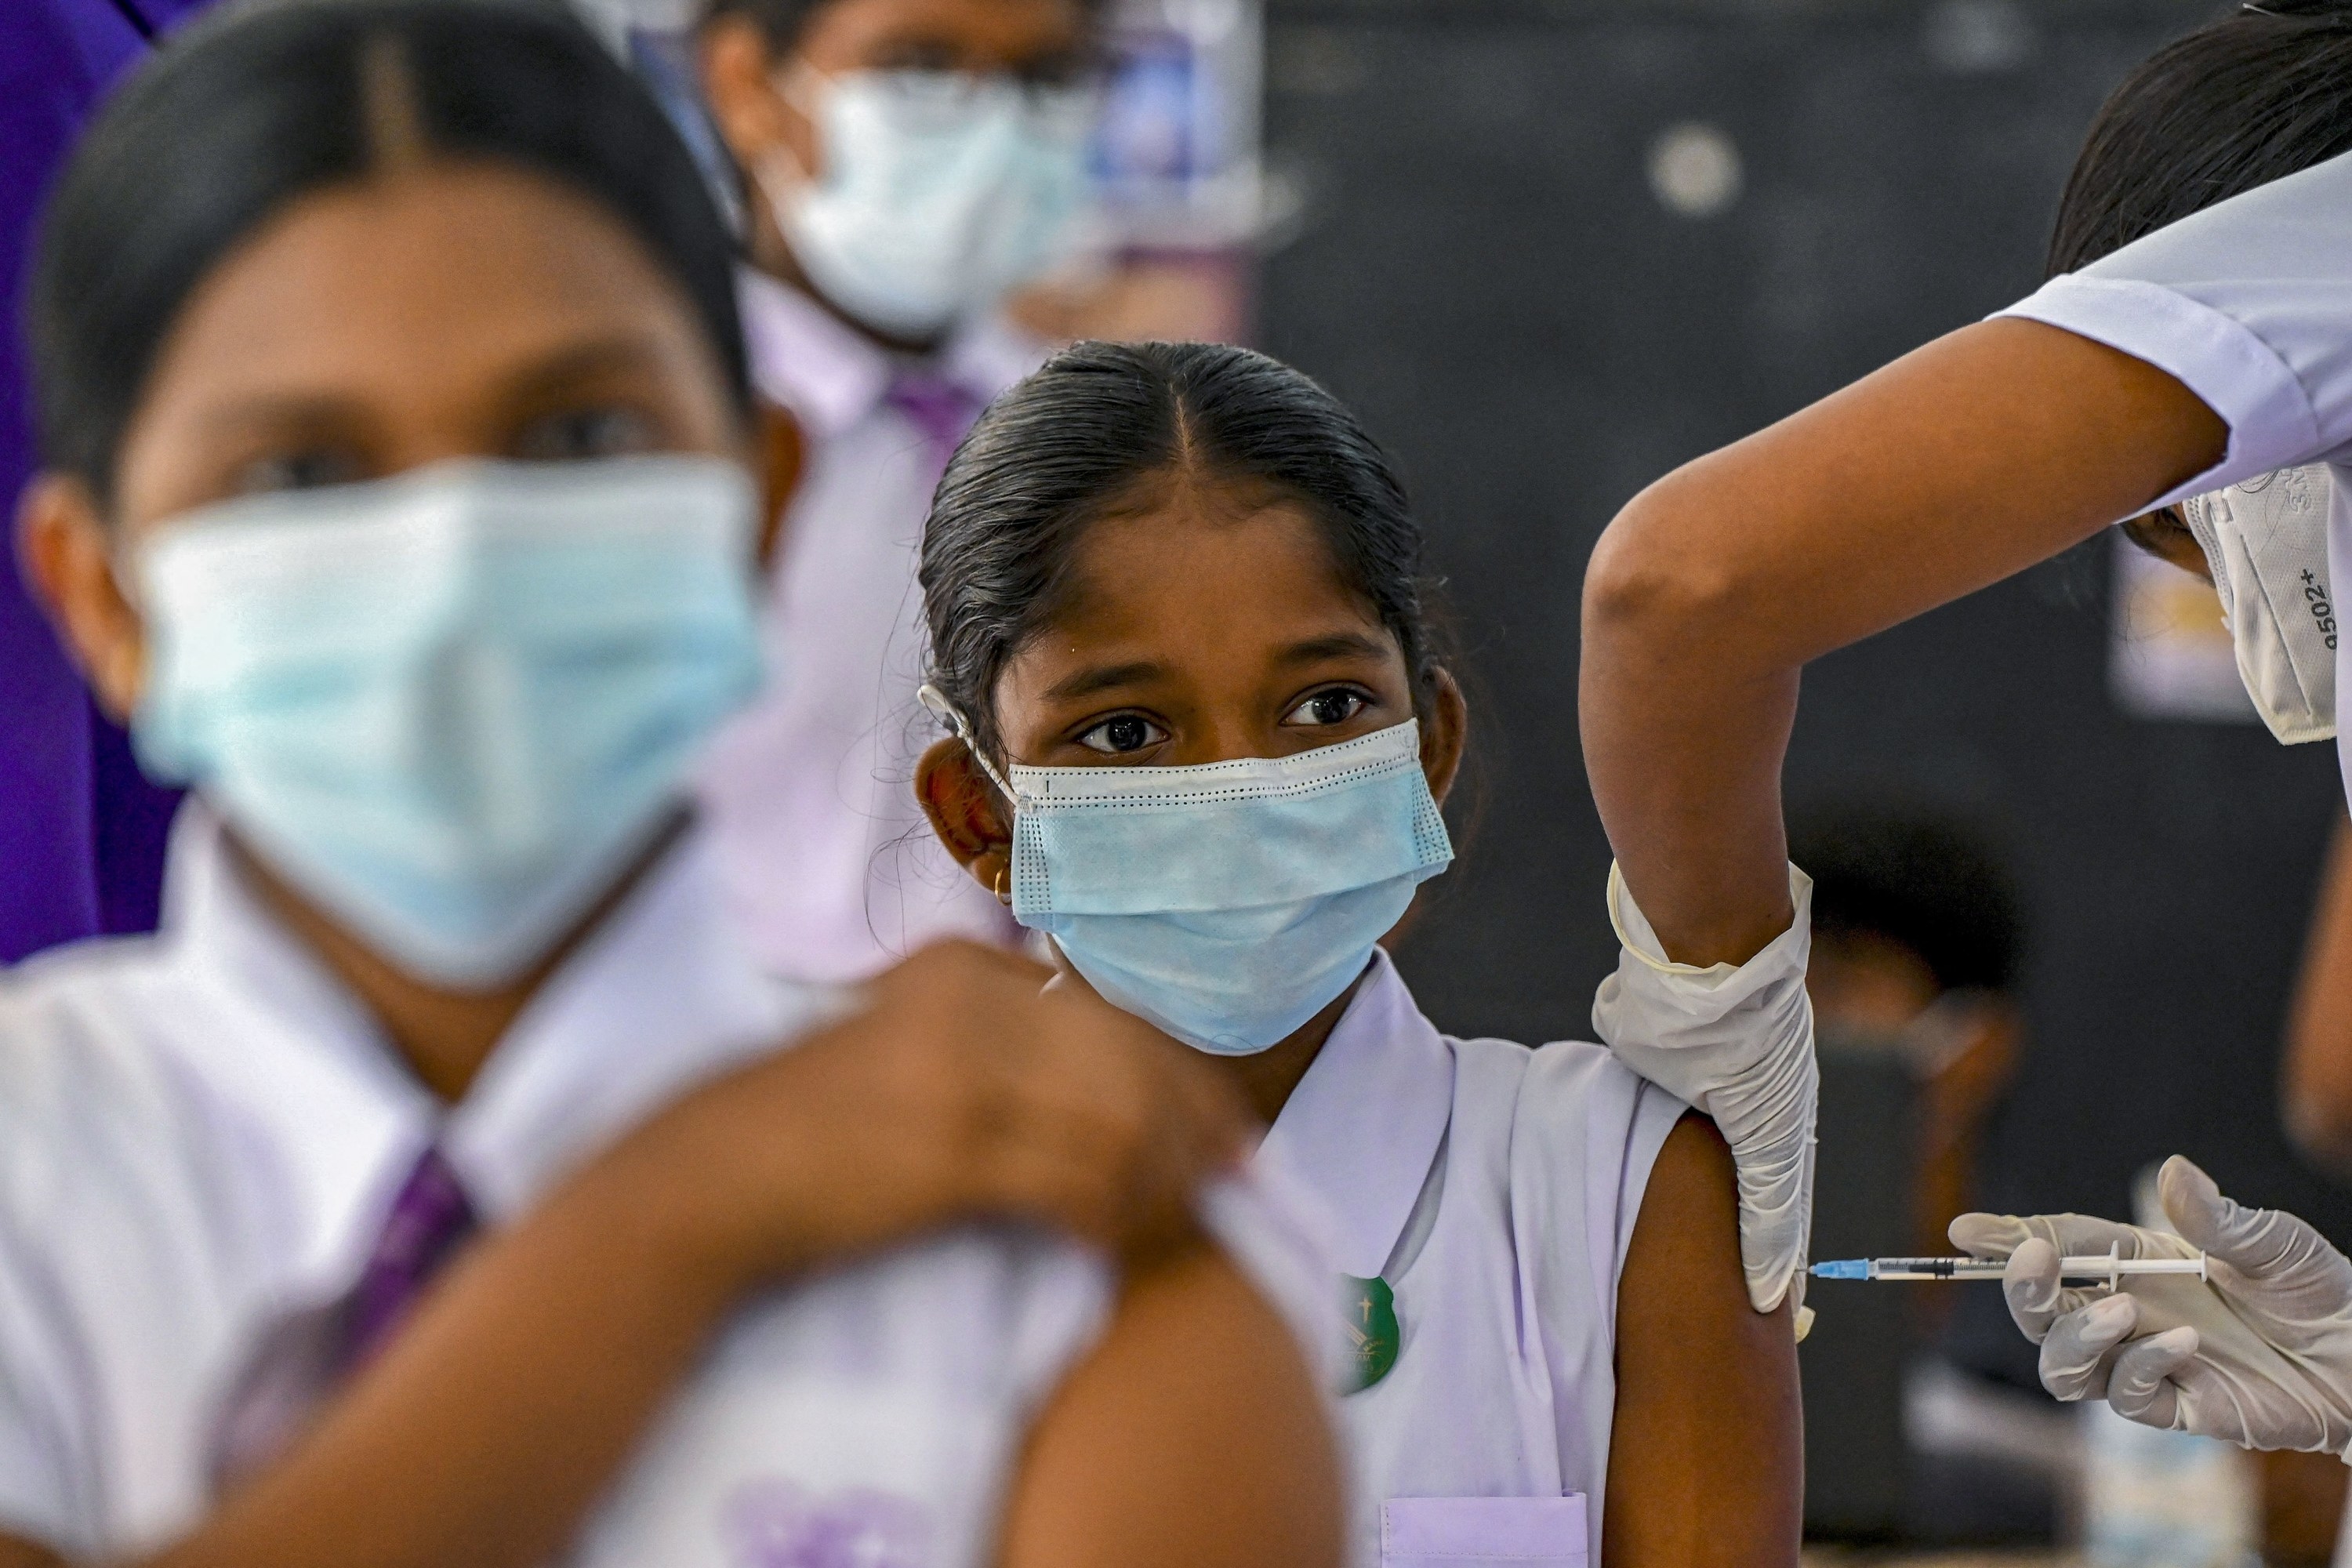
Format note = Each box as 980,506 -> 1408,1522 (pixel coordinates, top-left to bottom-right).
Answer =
1810,1245 -> 2209,1286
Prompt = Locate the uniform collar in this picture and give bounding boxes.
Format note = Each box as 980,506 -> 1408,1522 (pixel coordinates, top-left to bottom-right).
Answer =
735,266 -> 1048,442
156,804 -> 820,1302
1256,950 -> 1454,1279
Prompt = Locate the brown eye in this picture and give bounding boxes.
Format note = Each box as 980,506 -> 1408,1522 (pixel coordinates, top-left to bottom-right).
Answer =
512,405 -> 659,463
233,448 -> 371,495
1077,713 -> 1167,755
1285,689 -> 1366,728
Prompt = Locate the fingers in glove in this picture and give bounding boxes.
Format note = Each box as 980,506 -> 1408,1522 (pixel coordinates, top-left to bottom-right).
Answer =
2104,1325 -> 2199,1432
2159,1156 -> 2268,1264
2038,1291 -> 2140,1403
2002,1238 -> 2066,1342
1956,1209 -> 2180,1265
1951,1211 -> 2031,1259
2159,1154 -> 2322,1280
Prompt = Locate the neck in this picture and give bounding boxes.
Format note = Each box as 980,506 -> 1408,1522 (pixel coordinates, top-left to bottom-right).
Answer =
1215,967 -> 1374,1127
227,816 -> 685,1103
1044,946 -> 1373,1127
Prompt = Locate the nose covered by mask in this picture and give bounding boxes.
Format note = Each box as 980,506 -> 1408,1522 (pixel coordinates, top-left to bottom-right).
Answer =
760,70 -> 1093,341
2180,463 -> 2339,744
134,456 -> 764,989
926,696 -> 1455,1054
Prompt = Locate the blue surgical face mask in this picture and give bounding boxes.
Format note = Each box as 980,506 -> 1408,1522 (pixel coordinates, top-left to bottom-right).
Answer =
759,68 -> 1094,339
922,691 -> 1454,1054
134,456 -> 764,989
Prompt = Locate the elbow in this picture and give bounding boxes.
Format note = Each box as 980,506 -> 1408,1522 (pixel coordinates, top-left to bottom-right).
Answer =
1581,470 -> 1748,666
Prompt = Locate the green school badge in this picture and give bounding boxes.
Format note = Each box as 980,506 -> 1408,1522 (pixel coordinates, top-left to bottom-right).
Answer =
1340,1275 -> 1399,1394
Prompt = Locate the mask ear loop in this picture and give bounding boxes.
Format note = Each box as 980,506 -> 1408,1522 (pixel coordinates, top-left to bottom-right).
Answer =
918,683 -> 1021,806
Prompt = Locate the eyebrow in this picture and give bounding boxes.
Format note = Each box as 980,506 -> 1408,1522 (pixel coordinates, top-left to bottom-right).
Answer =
495,335 -> 677,406
1044,660 -> 1166,703
193,336 -> 679,439
1276,631 -> 1396,666
197,394 -> 361,439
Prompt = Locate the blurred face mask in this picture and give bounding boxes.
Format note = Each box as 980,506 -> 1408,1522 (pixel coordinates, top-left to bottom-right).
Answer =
132,456 -> 763,989
2180,463 -> 2339,744
759,68 -> 1094,340
923,692 -> 1455,1054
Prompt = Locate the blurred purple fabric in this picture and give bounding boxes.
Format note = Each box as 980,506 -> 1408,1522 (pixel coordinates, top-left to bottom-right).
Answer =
1,0 -> 205,963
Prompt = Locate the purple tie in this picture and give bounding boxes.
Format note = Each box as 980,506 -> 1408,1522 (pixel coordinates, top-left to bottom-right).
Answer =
342,1144 -> 477,1370
209,1144 -> 477,1488
885,370 -> 984,476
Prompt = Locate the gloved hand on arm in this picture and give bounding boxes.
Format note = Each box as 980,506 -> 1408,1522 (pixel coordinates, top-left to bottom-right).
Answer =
1592,864 -> 1819,1329
1952,1155 -> 2352,1457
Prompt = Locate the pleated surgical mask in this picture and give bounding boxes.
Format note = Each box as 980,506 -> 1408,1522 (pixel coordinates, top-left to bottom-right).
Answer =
922,689 -> 1454,1054
760,68 -> 1094,340
2180,463 -> 2339,744
134,456 -> 764,988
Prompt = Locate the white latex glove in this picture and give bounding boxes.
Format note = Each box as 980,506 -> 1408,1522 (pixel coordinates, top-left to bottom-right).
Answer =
1951,1156 -> 2352,1457
1592,863 -> 1817,1326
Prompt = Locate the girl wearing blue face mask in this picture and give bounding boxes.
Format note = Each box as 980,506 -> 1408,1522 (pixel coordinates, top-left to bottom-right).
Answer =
913,341 -> 1802,1568
0,7 -> 1343,1566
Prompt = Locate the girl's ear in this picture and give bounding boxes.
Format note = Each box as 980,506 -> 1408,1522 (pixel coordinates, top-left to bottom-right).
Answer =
753,399 -> 804,570
1421,667 -> 1468,808
697,15 -> 801,173
17,474 -> 145,724
916,735 -> 1015,898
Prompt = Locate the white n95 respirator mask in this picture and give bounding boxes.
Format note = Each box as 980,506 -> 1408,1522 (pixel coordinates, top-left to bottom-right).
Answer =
2180,463 -> 2339,745
760,69 -> 1094,341
921,690 -> 1455,1054
133,456 -> 764,989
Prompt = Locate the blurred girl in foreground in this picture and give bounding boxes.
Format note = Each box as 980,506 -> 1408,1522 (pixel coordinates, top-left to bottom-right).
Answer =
0,3 -> 1339,1564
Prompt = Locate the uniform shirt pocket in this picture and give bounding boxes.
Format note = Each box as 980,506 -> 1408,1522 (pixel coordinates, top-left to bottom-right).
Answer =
1381,1494 -> 1588,1568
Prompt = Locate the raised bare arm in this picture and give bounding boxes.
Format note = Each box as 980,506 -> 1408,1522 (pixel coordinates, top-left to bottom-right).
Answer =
1580,318 -> 2225,965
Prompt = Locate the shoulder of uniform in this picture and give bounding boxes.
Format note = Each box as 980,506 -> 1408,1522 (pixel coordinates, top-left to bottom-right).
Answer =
0,935 -> 199,1168
1444,1031 -> 1622,1104
1494,1035 -> 1689,1156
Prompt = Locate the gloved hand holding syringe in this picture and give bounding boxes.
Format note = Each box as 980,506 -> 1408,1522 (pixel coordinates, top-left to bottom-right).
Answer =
1812,1249 -> 2210,1285
1941,1156 -> 2352,1459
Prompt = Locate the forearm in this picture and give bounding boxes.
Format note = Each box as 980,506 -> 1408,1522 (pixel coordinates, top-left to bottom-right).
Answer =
1578,601 -> 1798,967
1581,318 -> 2224,964
143,1145 -> 744,1568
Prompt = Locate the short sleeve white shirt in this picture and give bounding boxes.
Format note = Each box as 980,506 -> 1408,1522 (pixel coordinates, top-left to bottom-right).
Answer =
0,808 -> 1123,1565
1996,146 -> 2352,506
1255,952 -> 1686,1568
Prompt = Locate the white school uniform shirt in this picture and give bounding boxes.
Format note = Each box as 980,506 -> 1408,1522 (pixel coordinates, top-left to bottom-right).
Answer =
695,270 -> 1045,984
0,808 -> 1327,1565
1994,145 -> 2352,797
1255,951 -> 1687,1568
